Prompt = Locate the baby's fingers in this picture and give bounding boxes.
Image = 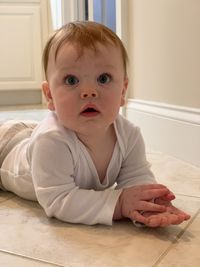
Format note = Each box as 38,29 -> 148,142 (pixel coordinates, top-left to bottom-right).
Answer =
130,210 -> 148,225
147,213 -> 189,227
139,201 -> 167,213
168,206 -> 191,219
171,213 -> 190,224
141,188 -> 170,201
146,217 -> 164,227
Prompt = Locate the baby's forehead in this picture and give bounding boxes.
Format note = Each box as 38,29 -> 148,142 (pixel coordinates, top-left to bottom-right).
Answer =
53,40 -> 117,61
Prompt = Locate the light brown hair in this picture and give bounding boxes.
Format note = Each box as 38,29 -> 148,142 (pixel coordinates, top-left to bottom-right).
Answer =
42,21 -> 128,79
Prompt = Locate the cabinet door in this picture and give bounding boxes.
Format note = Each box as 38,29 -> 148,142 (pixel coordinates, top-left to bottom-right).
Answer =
0,2 -> 43,92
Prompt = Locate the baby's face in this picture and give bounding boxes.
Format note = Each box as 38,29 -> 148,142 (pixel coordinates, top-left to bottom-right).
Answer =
42,42 -> 128,136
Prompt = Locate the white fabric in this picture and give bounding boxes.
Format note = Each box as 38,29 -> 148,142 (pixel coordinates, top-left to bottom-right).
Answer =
0,112 -> 156,225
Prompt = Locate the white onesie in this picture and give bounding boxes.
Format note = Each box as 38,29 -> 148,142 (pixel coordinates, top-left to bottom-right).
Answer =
0,112 -> 156,225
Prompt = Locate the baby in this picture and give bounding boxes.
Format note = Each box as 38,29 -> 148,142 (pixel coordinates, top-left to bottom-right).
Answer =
0,21 -> 190,227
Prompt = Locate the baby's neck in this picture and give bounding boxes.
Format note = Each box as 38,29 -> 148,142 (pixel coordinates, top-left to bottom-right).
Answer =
77,124 -> 117,183
77,124 -> 115,150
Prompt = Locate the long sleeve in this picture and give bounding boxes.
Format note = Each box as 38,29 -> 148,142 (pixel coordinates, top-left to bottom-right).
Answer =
29,133 -> 122,225
115,120 -> 156,190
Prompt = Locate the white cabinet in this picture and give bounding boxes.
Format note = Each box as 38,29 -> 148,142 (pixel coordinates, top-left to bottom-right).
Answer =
0,0 -> 50,105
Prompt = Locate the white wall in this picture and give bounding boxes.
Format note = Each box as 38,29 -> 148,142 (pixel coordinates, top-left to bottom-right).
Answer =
125,0 -> 200,166
127,0 -> 200,109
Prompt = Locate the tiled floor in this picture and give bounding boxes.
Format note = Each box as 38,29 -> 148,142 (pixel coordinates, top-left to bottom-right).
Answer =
0,106 -> 200,267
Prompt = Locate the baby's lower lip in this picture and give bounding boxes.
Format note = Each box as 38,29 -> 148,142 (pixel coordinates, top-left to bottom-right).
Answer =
80,111 -> 100,117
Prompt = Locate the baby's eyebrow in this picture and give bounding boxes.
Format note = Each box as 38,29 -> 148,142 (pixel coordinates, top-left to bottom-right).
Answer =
58,65 -> 77,72
99,63 -> 118,69
102,64 -> 116,68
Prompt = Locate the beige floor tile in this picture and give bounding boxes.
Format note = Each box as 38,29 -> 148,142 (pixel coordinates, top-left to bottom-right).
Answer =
147,152 -> 200,198
170,195 -> 200,217
155,210 -> 200,267
0,251 -> 61,267
0,195 -> 199,267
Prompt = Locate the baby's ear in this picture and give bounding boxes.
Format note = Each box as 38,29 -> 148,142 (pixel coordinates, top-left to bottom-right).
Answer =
42,81 -> 55,111
120,77 -> 128,107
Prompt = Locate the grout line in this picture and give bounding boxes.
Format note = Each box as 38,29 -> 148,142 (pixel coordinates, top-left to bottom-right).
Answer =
152,207 -> 200,267
0,249 -> 64,267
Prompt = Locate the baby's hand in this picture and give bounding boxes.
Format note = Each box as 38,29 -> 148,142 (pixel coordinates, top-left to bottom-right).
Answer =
143,199 -> 191,227
118,184 -> 171,224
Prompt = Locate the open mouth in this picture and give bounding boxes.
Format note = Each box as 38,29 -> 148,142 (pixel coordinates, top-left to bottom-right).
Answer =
81,107 -> 100,117
83,107 -> 97,113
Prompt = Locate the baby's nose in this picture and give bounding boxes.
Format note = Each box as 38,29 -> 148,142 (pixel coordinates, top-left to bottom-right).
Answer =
80,88 -> 98,99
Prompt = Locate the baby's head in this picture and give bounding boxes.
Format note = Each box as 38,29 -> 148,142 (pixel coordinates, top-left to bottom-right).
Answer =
43,21 -> 128,80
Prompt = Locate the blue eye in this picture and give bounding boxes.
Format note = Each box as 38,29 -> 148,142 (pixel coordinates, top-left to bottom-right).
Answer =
98,73 -> 111,84
64,75 -> 79,85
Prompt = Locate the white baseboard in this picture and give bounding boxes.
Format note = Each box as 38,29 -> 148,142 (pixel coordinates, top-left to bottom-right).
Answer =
125,99 -> 200,167
0,90 -> 42,106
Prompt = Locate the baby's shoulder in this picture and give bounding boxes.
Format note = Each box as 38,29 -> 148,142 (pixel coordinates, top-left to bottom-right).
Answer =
114,115 -> 142,157
115,114 -> 140,137
30,112 -> 76,145
27,113 -> 80,162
